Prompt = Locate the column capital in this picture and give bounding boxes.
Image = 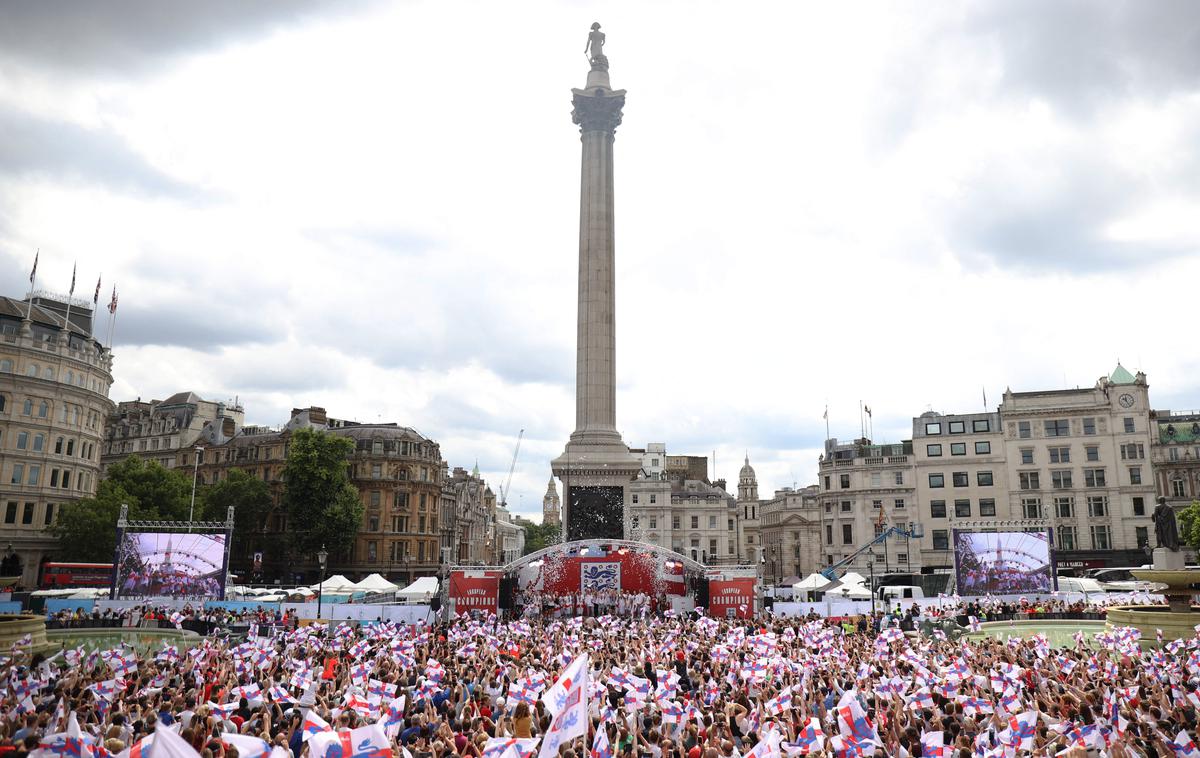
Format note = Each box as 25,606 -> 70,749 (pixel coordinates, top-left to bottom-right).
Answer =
572,89 -> 625,135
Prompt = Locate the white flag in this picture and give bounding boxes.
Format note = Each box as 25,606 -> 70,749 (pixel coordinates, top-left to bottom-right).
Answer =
537,655 -> 589,758
152,720 -> 201,758
543,653 -> 589,717
221,734 -> 270,758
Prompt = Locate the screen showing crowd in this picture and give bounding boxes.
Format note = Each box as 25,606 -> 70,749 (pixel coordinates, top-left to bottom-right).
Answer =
114,531 -> 226,599
953,529 -> 1055,596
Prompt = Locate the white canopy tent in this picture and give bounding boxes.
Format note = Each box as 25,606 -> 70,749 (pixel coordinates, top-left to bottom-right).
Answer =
310,574 -> 357,593
353,573 -> 401,593
792,573 -> 832,599
396,576 -> 439,603
823,582 -> 871,600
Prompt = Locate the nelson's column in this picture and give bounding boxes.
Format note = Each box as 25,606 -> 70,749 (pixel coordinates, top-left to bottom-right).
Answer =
551,23 -> 641,542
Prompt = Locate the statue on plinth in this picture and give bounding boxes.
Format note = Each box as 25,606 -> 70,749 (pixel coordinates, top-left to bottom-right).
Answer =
585,22 -> 608,70
1154,496 -> 1181,551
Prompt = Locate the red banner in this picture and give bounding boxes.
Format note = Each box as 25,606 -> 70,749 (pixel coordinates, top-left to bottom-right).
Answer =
708,578 -> 757,618
448,570 -> 500,616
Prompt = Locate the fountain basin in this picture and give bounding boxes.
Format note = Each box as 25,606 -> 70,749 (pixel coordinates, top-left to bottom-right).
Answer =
1106,604 -> 1199,644
0,614 -> 55,660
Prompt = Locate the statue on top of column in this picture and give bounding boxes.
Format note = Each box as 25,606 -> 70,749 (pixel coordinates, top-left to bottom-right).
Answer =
585,22 -> 608,70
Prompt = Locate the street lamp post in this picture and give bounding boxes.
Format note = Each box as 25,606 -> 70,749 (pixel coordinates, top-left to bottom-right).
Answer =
188,446 -> 204,529
316,546 -> 328,622
868,548 -> 876,617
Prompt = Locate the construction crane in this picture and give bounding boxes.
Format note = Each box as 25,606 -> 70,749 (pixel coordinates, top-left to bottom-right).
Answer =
819,523 -> 925,581
498,429 -> 524,509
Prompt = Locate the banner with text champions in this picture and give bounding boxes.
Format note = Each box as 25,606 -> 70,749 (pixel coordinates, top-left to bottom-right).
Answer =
708,578 -> 757,618
448,570 -> 501,616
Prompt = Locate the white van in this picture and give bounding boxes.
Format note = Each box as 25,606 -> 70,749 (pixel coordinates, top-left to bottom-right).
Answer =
877,585 -> 925,601
1086,567 -> 1156,593
1055,576 -> 1105,595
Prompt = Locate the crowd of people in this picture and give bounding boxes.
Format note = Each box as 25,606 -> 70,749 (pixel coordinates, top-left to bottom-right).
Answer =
117,568 -> 224,600
515,590 -> 658,619
3,594 -> 1200,758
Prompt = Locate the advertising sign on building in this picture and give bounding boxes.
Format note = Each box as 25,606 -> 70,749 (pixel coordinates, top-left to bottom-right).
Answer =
708,578 -> 757,618
448,570 -> 501,616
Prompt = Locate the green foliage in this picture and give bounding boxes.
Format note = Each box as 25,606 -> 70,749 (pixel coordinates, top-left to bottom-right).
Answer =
201,468 -> 274,557
1178,499 -> 1200,550
522,520 -> 560,555
52,456 -> 198,562
281,428 -> 363,560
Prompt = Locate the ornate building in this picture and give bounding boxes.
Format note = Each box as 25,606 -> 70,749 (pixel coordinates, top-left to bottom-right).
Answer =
441,465 -> 497,566
736,456 -> 761,566
1150,409 -> 1200,530
542,475 -> 561,526
180,406 -> 444,584
102,392 -> 243,473
0,293 -> 114,587
759,485 -> 822,584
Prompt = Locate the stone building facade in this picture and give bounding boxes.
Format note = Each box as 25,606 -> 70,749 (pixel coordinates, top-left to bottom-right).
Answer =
736,456 -> 762,566
180,406 -> 445,584
542,475 -> 561,526
102,392 -> 243,473
441,465 -> 496,566
758,485 -> 821,584
0,294 -> 114,587
816,438 -> 916,576
1151,409 -> 1200,513
626,472 -> 741,565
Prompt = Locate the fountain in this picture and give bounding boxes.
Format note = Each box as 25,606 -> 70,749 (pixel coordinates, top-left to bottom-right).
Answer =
1106,497 -> 1199,643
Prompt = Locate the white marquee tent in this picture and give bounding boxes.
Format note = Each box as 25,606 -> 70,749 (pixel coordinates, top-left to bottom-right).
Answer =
353,573 -> 401,593
396,576 -> 439,603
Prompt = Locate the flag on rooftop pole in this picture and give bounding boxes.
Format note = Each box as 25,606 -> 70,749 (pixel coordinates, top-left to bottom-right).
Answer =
108,286 -> 118,314
93,276 -> 101,305
69,262 -> 76,296
30,250 -> 38,284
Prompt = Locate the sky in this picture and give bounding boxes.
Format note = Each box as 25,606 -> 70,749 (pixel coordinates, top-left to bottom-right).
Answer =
1,1 -> 1199,523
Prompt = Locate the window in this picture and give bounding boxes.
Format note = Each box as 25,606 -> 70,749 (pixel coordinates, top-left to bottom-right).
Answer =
970,471 -> 992,487
1082,417 -> 1096,435
1018,421 -> 1031,439
1128,466 -> 1141,485
631,494 -> 639,504
367,542 -> 377,562
894,472 -> 903,485
26,363 -> 37,377
0,360 -> 11,372
1022,498 -> 1043,519
954,499 -> 971,517
869,499 -> 881,510
824,503 -> 832,513
708,515 -> 717,529
690,516 -> 699,529
949,421 -> 966,434
1120,443 -> 1145,460
932,530 -> 949,550
1132,496 -> 1145,516
979,498 -> 996,517
952,472 -> 969,487
1084,468 -> 1106,488
839,474 -> 850,489
930,500 -> 946,518
1044,419 -> 1069,437
370,464 -> 381,479
50,470 -> 59,487
1172,479 -> 1186,498
3,502 -> 14,523
925,422 -> 942,435
38,401 -> 48,418
1087,496 -> 1107,517
1085,446 -> 1099,462
1123,417 -> 1134,434
1020,448 -> 1033,465
21,502 -> 33,524
1051,470 -> 1072,489
1058,526 -> 1076,550
368,517 -> 379,532
649,495 -> 656,504
672,516 -> 680,530
928,474 -> 945,488
727,518 -> 734,531
842,524 -> 853,544
894,498 -> 905,509
22,399 -> 31,416
1135,526 -> 1149,549
1170,447 -> 1181,461
870,472 -> 881,487
926,444 -> 942,457
975,441 -> 991,454
824,476 -> 830,490
950,443 -> 967,456
649,517 -> 657,529
44,503 -> 54,525
1091,525 -> 1111,550
10,463 -> 23,484
972,419 -> 990,432
16,431 -> 27,450
1054,496 -> 1074,518
841,500 -> 852,512
1049,447 -> 1070,464
825,525 -> 833,544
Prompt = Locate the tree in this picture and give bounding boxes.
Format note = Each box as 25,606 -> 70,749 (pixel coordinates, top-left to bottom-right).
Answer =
281,428 -> 363,561
53,456 -> 198,562
1177,499 -> 1200,551
201,469 -> 274,561
522,521 -> 561,556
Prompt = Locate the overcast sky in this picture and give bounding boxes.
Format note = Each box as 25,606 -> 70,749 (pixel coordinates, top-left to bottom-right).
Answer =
2,1 -> 1199,523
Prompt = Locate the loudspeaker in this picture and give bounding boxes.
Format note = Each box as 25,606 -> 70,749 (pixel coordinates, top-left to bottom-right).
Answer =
430,596 -> 442,612
498,577 -> 517,610
695,578 -> 710,608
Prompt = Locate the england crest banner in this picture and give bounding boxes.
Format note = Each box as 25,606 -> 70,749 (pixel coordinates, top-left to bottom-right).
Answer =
581,562 -> 620,592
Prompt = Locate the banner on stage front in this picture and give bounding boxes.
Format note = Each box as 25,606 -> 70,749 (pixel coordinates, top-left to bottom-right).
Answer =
709,578 -> 756,619
449,570 -> 501,616
580,562 -> 620,593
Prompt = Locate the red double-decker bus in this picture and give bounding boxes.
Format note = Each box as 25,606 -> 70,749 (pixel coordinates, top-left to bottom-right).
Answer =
40,562 -> 113,589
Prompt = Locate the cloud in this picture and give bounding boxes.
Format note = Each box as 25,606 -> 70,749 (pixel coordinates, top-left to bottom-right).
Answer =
0,1 -> 373,75
0,105 -> 202,199
114,303 -> 283,350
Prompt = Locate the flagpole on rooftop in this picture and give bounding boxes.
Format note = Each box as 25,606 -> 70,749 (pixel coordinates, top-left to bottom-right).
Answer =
25,249 -> 38,322
61,262 -> 77,342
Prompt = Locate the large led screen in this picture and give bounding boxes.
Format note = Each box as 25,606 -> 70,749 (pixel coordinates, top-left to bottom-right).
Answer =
953,529 -> 1055,596
114,532 -> 226,599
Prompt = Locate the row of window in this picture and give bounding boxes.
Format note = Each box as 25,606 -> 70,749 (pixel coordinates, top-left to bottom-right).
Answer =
632,514 -> 738,531
1016,417 -> 1136,438
929,498 -> 998,518
0,395 -> 100,429
1017,467 -> 1142,489
8,463 -> 90,491
927,441 -> 991,457
363,539 -> 438,563
0,359 -> 104,393
928,471 -> 994,488
829,471 -> 905,490
824,498 -> 907,514
3,500 -> 56,526
928,526 -> 1116,551
924,419 -> 991,436
368,513 -> 438,533
1018,495 -> 1120,519
5,431 -> 95,459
